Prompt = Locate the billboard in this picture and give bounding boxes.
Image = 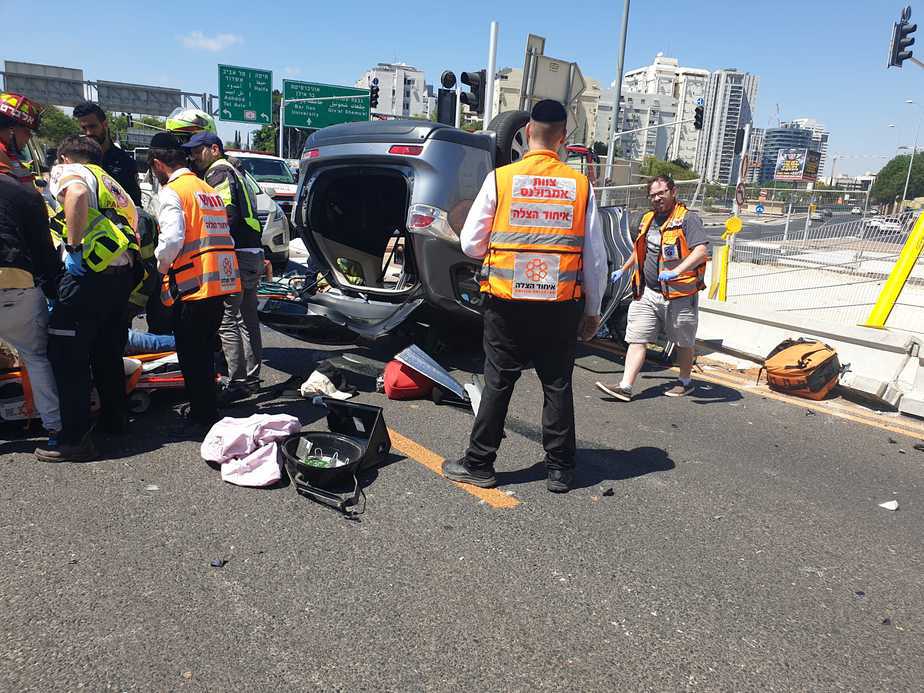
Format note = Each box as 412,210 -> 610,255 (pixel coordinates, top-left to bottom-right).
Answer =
97,81 -> 181,117
3,61 -> 85,107
774,148 -> 821,182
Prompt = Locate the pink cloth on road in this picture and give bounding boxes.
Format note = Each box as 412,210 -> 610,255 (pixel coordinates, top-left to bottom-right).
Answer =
201,414 -> 301,487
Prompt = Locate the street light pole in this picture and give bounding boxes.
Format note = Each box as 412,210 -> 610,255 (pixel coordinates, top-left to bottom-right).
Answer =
604,0 -> 631,188
901,100 -> 923,209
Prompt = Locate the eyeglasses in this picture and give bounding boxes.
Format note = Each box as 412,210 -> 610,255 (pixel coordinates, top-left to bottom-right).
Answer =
648,189 -> 670,199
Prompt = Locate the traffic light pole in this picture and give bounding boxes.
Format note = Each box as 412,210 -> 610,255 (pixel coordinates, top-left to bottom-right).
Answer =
604,0 -> 631,187
483,21 -> 499,125
277,93 -> 371,158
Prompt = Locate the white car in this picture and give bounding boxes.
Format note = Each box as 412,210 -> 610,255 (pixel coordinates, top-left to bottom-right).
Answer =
226,150 -> 298,224
850,207 -> 863,215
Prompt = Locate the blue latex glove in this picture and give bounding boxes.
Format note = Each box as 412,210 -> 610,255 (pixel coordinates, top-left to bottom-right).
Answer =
64,251 -> 86,277
610,268 -> 624,283
658,269 -> 679,282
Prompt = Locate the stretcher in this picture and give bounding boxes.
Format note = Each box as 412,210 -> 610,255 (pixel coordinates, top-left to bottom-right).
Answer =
0,351 -> 186,425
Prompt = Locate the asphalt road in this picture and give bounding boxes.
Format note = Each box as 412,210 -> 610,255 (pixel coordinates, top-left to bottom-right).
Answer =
703,213 -> 861,244
2,325 -> 923,691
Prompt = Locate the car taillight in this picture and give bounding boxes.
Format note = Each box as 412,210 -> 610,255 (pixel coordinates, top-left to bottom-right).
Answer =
389,145 -> 423,155
303,149 -> 320,159
406,204 -> 458,244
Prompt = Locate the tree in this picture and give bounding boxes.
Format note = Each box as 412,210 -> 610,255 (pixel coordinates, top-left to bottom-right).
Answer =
640,156 -> 698,181
592,141 -> 608,156
670,158 -> 691,170
870,154 -> 924,204
35,106 -> 79,146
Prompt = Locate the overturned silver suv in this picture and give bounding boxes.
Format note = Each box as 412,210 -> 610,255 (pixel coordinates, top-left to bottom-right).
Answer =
259,117 -> 634,341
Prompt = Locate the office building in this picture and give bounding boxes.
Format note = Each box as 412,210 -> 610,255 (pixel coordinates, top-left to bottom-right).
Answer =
786,118 -> 830,176
356,63 -> 427,118
759,125 -> 814,182
746,127 -> 765,184
694,68 -> 759,184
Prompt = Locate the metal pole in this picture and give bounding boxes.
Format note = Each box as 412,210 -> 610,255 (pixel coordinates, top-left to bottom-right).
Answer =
483,21 -> 499,126
901,121 -> 919,208
604,0 -> 631,185
278,99 -> 285,158
455,83 -> 462,129
731,123 -> 751,216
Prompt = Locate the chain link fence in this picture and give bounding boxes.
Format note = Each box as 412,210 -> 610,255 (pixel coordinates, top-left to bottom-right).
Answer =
719,211 -> 924,337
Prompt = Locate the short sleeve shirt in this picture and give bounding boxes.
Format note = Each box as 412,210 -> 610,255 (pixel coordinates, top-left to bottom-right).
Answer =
642,207 -> 708,291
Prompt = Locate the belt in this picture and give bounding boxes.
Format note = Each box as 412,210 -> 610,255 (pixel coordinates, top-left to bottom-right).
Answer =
101,265 -> 134,274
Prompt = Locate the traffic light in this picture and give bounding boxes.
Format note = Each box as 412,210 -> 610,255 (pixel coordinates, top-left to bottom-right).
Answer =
889,6 -> 917,68
437,88 -> 456,126
693,105 -> 704,130
369,83 -> 380,110
460,70 -> 487,115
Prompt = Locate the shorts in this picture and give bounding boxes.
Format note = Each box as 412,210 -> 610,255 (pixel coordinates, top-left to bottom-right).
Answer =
624,286 -> 699,348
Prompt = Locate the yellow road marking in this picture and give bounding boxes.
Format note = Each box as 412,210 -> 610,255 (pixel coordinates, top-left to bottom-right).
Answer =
387,428 -> 519,509
587,340 -> 924,443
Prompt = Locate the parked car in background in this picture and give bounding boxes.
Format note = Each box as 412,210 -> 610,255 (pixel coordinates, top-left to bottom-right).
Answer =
226,150 -> 298,222
850,206 -> 863,215
810,210 -> 824,222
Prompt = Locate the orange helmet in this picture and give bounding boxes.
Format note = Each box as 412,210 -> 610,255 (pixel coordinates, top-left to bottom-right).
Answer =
0,93 -> 41,130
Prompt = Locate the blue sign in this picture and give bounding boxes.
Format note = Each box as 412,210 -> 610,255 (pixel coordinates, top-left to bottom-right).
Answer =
695,97 -> 705,107
755,203 -> 765,215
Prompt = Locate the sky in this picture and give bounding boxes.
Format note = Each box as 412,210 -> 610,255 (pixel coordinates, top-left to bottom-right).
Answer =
2,0 -> 920,176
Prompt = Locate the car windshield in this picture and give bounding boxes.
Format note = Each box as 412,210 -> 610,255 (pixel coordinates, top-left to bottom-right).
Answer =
242,170 -> 263,199
237,157 -> 294,184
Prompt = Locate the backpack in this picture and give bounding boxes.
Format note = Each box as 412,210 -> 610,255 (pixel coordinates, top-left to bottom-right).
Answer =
758,339 -> 844,400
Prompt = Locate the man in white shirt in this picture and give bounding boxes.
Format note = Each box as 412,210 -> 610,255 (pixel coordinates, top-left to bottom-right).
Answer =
441,100 -> 607,494
36,136 -> 139,462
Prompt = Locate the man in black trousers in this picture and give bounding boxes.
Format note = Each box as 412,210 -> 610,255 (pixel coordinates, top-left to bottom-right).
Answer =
441,100 -> 607,493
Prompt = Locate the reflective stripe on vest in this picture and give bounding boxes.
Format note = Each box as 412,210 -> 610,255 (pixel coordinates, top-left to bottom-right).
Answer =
207,158 -> 262,237
631,202 -> 706,301
480,150 -> 589,302
50,164 -> 140,272
160,172 -> 240,306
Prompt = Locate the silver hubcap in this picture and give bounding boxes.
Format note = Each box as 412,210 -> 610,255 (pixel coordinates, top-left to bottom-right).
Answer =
510,125 -> 529,162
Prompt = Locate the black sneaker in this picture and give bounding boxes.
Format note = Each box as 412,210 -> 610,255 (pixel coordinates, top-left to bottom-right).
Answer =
35,433 -> 99,463
546,468 -> 574,493
595,381 -> 632,401
441,458 -> 497,488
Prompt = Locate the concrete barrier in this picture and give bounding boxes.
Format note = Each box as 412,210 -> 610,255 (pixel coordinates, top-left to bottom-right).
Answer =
696,298 -> 922,411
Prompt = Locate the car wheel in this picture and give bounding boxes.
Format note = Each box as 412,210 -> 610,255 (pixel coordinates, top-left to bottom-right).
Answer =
488,110 -> 530,166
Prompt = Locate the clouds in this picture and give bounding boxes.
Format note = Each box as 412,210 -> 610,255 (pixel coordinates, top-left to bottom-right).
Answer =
179,31 -> 242,52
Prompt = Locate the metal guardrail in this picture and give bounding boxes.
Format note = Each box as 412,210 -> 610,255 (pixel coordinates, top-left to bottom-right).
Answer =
722,211 -> 924,336
594,179 -> 700,211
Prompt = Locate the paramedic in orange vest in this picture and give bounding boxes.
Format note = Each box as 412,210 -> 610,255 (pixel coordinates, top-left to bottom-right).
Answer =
595,175 -> 709,402
148,133 -> 241,431
442,100 -> 607,494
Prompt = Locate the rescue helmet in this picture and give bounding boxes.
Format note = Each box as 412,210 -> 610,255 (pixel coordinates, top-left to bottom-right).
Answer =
165,107 -> 217,141
0,92 -> 42,130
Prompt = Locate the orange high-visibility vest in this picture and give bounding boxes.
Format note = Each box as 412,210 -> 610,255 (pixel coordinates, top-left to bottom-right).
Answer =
480,149 -> 589,302
632,202 -> 706,301
161,171 -> 240,307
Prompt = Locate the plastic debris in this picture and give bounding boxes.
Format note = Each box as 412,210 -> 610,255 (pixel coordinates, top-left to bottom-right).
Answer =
210,559 -> 227,568
602,488 -> 615,497
182,671 -> 193,680
855,591 -> 866,599
898,449 -> 907,455
915,443 -> 924,452
144,484 -> 159,491
882,618 -> 892,626
805,410 -> 816,417
888,438 -> 897,444
879,500 -> 899,511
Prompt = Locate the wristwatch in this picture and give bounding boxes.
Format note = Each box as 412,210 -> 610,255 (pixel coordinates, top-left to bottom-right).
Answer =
64,243 -> 83,253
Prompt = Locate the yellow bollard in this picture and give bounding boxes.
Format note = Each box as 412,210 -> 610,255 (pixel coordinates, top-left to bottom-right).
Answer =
708,216 -> 742,302
864,212 -> 924,328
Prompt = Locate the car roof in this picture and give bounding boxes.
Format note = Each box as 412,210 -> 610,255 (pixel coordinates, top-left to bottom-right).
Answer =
226,149 -> 285,161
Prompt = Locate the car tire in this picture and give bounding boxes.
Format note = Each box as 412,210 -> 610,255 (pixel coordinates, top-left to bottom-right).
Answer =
488,110 -> 530,166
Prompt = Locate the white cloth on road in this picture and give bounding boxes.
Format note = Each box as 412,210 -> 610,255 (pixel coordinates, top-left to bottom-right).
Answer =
153,168 -> 190,275
459,169 -> 608,316
201,413 -> 301,487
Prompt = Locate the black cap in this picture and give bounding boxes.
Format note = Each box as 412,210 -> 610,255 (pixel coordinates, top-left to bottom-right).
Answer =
149,132 -> 184,150
530,99 -> 567,124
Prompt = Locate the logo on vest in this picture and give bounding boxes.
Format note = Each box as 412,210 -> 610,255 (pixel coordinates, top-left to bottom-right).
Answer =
512,252 -> 560,301
218,252 -> 238,290
102,175 -> 130,209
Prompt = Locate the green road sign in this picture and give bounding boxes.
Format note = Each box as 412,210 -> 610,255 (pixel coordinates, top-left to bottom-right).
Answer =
218,64 -> 273,124
282,80 -> 369,129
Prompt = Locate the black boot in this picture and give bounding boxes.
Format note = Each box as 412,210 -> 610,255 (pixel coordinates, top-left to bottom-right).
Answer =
441,459 -> 497,488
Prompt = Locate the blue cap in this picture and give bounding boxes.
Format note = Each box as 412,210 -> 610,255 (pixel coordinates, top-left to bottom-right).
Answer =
181,131 -> 223,150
